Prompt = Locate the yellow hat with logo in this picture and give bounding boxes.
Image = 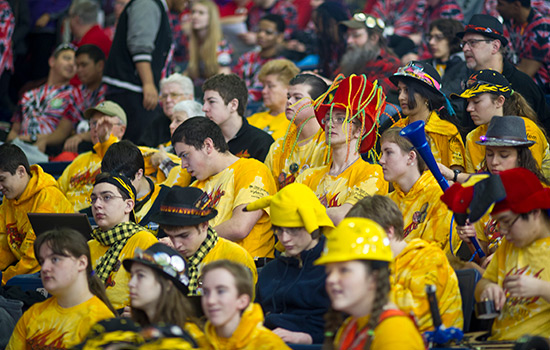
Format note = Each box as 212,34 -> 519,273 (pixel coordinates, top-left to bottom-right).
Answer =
315,217 -> 393,265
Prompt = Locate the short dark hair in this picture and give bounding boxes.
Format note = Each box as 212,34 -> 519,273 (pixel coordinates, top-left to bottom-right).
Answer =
202,74 -> 248,117
76,44 -> 105,63
260,14 -> 286,34
429,18 -> 464,55
0,144 -> 30,175
101,140 -> 145,180
500,0 -> 530,7
289,74 -> 328,100
347,195 -> 405,240
171,117 -> 229,153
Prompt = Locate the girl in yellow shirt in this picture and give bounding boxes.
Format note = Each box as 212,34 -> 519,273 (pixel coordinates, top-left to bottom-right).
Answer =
8,229 -> 116,349
315,218 -> 424,350
390,61 -> 465,171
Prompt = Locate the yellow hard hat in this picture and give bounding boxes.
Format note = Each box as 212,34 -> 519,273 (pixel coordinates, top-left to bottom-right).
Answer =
315,217 -> 393,265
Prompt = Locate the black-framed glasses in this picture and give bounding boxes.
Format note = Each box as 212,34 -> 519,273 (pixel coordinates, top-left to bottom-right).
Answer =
496,214 -> 521,231
353,13 -> 385,30
460,39 -> 493,49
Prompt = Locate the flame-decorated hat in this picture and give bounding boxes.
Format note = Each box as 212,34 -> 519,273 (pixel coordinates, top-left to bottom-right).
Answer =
315,74 -> 386,153
457,14 -> 508,46
451,70 -> 512,100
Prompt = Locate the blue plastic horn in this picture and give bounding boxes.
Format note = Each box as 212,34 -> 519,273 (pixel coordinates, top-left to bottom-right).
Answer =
400,120 -> 449,191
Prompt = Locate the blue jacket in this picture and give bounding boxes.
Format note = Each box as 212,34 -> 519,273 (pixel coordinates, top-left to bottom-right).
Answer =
256,235 -> 330,344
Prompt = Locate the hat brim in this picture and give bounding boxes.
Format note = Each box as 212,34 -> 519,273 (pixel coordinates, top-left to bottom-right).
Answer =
150,209 -> 218,227
389,74 -> 441,94
475,139 -> 535,147
339,19 -> 364,29
123,257 -> 189,295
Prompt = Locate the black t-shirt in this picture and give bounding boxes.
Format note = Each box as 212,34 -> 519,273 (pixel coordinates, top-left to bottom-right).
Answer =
228,117 -> 274,162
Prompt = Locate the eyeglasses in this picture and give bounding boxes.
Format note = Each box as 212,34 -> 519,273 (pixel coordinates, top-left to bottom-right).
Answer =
427,34 -> 446,42
88,193 -> 124,204
273,226 -> 304,237
160,92 -> 185,101
352,13 -> 385,30
496,214 -> 521,230
89,120 -> 123,128
322,116 -> 348,125
460,39 -> 493,49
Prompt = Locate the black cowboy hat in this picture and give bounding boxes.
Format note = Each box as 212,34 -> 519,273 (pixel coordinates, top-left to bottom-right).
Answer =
457,14 -> 508,46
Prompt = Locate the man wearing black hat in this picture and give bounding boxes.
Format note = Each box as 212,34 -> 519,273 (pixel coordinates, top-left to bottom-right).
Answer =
458,14 -> 550,132
88,172 -> 157,311
152,186 -> 257,296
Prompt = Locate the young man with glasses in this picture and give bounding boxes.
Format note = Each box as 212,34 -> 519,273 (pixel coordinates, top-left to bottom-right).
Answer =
338,13 -> 401,94
470,168 -> 550,340
295,75 -> 388,225
88,172 -> 157,311
457,14 -> 550,133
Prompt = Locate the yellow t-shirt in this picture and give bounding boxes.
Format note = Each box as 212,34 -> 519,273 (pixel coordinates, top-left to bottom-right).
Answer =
89,230 -> 158,310
296,158 -> 388,207
264,127 -> 329,190
7,296 -> 114,349
161,165 -> 193,188
388,171 -> 460,254
203,303 -> 291,350
464,117 -> 550,177
192,158 -> 277,259
483,237 -> 550,340
390,238 -> 463,332
334,310 -> 425,350
392,111 -> 465,169
247,110 -> 291,141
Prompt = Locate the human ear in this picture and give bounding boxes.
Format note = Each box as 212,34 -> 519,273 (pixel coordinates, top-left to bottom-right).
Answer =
236,293 -> 251,311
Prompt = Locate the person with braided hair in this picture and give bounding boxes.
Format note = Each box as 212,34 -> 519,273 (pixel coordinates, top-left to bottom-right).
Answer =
88,172 -> 157,311
295,75 -> 388,225
264,73 -> 329,190
8,229 -> 116,349
315,218 -> 424,349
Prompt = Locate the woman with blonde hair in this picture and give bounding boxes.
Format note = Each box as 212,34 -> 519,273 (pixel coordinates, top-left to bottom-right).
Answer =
186,0 -> 232,91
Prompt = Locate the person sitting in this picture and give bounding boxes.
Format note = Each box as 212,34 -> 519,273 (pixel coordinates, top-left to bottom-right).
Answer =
7,229 -> 116,349
138,73 -> 194,148
296,75 -> 388,225
201,260 -> 292,350
7,44 -> 82,156
88,172 -> 157,311
390,60 -> 465,171
234,14 -> 286,103
151,186 -> 257,295
248,183 -> 333,344
264,73 -> 329,190
446,69 -> 550,179
379,128 -> 459,253
315,218 -> 425,349
123,243 -> 204,345
202,73 -> 274,162
347,195 -> 463,332
172,117 -> 277,265
338,13 -> 401,95
247,59 -> 300,140
0,144 -> 74,285
469,168 -> 550,340
101,140 -> 171,229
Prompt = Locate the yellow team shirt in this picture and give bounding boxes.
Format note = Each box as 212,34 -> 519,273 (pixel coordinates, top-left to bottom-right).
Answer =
483,237 -> 550,340
161,165 -> 193,188
192,158 -> 277,259
7,296 -> 114,349
58,135 -> 182,211
388,171 -> 460,254
392,111 -> 465,169
247,110 -> 291,141
0,165 -> 74,284
464,117 -> 550,177
203,303 -> 291,350
89,230 -> 158,310
334,310 -> 424,350
264,127 -> 329,190
296,158 -> 388,208
390,238 -> 463,332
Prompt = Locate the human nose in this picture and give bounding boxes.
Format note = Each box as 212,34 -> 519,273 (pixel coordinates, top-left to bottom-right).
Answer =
466,101 -> 474,112
128,274 -> 137,288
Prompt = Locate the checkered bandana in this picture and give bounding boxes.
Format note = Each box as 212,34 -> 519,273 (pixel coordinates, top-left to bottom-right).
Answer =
186,227 -> 219,295
92,222 -> 143,283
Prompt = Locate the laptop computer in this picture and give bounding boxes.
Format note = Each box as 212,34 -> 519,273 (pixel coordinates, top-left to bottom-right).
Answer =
28,213 -> 93,241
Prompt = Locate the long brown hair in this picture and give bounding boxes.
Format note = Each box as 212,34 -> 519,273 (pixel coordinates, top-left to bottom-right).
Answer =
483,146 -> 550,185
131,268 -> 198,328
186,0 -> 223,80
34,228 -> 117,315
322,261 -> 391,350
